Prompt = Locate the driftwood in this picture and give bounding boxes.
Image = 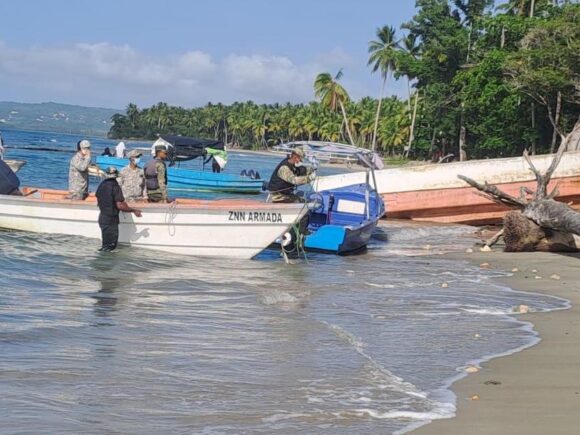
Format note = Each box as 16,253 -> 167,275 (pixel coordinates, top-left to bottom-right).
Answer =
460,120 -> 580,252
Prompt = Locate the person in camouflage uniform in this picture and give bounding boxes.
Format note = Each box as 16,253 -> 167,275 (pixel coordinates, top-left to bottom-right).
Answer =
144,145 -> 168,203
68,139 -> 91,200
268,148 -> 315,203
118,149 -> 146,201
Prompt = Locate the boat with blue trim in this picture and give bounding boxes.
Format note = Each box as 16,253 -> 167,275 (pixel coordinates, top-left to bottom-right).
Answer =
96,155 -> 264,193
302,183 -> 385,254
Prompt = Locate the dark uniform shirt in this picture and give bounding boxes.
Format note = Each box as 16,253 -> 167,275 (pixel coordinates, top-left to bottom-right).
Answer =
96,178 -> 125,226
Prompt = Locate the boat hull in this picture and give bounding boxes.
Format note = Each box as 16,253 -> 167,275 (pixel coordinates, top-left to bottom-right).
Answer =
384,176 -> 580,225
0,188 -> 307,259
96,156 -> 264,193
315,152 -> 580,225
304,220 -> 377,254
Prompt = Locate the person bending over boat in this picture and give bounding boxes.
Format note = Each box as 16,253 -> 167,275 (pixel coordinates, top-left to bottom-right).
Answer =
67,139 -> 91,200
119,150 -> 146,201
268,147 -> 315,203
96,167 -> 142,252
144,145 -> 168,203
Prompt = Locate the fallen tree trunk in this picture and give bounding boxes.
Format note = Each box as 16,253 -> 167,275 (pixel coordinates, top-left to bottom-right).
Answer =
503,210 -> 580,252
523,199 -> 580,235
461,119 -> 580,253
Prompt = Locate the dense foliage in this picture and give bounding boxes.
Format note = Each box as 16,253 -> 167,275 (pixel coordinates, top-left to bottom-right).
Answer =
109,1 -> 579,159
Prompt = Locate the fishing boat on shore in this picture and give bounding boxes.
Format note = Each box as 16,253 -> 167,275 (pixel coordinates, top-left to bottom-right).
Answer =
0,187 -> 308,259
313,151 -> 580,225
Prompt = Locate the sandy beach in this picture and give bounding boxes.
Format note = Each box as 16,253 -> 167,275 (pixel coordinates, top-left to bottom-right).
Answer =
414,250 -> 580,434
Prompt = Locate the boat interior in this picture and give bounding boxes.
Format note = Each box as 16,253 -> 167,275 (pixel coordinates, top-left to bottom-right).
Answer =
18,187 -> 296,209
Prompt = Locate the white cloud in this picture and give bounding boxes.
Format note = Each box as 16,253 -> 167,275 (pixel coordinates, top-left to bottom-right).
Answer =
223,54 -> 313,101
0,40 -> 380,108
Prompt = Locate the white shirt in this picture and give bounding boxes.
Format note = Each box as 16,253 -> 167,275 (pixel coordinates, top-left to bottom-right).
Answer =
115,142 -> 126,158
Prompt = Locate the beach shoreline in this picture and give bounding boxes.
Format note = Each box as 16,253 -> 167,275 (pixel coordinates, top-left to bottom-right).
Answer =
413,250 -> 580,434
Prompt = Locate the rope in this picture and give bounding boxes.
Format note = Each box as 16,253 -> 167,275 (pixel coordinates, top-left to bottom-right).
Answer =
164,200 -> 178,236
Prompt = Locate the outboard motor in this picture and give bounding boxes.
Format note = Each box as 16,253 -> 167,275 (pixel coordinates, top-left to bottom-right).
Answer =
0,159 -> 21,195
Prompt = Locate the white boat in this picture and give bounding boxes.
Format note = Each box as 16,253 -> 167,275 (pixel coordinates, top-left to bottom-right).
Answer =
0,188 -> 308,259
5,159 -> 26,173
313,151 -> 580,225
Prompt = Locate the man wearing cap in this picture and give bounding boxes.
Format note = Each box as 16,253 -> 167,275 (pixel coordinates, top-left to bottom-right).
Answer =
268,148 -> 316,203
118,149 -> 146,201
96,167 -> 143,252
68,139 -> 92,200
144,145 -> 168,203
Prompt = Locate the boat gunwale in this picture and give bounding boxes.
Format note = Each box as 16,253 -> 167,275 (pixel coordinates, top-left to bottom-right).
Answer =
7,188 -> 305,211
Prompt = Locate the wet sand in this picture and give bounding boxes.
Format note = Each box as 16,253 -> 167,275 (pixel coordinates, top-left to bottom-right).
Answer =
414,250 -> 580,434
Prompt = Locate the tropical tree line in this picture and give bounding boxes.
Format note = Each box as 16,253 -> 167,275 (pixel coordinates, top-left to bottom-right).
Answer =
109,0 -> 579,160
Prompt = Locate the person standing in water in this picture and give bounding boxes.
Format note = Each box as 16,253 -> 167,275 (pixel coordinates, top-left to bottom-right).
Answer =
96,167 -> 142,252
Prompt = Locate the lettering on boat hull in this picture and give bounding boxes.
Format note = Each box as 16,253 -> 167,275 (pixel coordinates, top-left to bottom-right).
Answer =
228,211 -> 283,223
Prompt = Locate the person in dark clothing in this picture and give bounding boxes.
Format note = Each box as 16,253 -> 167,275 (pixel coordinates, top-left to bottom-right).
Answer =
95,167 -> 142,251
101,147 -> 113,157
268,147 -> 315,203
144,145 -> 168,202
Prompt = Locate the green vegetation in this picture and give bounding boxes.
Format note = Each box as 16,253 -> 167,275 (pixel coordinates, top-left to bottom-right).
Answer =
109,1 -> 579,159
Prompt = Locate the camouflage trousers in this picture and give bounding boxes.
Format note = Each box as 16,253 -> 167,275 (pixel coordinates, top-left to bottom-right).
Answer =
270,192 -> 305,203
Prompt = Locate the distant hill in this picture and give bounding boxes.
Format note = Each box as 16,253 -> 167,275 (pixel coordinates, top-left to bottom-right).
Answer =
0,101 -> 121,136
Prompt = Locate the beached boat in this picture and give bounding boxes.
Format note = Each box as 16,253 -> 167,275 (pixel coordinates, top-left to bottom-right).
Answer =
0,187 -> 308,259
272,141 -> 384,169
301,183 -> 385,254
4,159 -> 26,173
313,151 -> 580,225
96,155 -> 264,193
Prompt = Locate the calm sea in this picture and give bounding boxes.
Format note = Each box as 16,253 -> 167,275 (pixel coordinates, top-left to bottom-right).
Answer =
0,129 -> 569,434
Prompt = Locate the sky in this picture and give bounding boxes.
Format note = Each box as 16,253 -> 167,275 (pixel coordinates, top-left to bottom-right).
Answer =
0,0 -> 417,110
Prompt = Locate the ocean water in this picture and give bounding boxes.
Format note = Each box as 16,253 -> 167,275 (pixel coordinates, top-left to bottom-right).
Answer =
0,130 -> 570,434
1,128 -> 346,200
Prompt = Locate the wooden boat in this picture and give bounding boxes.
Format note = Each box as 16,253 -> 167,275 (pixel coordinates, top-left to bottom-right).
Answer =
302,184 -> 385,254
4,159 -> 26,173
0,187 -> 308,259
96,156 -> 264,194
313,151 -> 580,225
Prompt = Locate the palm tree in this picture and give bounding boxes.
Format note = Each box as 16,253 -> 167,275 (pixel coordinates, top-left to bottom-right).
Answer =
399,34 -> 421,157
314,69 -> 355,146
368,25 -> 399,151
126,103 -> 139,130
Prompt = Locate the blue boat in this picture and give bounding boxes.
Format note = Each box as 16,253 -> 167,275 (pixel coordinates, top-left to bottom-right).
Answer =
302,183 -> 385,254
95,155 -> 265,194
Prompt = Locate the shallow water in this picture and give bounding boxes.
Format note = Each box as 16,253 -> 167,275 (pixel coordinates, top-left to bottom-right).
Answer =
0,130 -> 570,433
0,225 -> 568,434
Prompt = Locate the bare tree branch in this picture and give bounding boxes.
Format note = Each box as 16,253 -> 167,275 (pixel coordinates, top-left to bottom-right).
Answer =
458,175 -> 528,208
